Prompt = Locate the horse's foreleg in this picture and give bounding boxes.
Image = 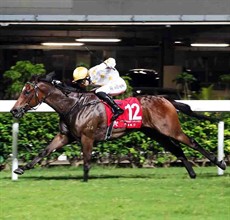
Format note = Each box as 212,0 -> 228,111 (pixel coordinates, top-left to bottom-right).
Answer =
81,134 -> 94,182
14,133 -> 70,175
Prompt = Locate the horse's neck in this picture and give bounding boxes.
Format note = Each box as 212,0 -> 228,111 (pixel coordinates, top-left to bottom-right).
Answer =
44,89 -> 93,115
44,89 -> 78,114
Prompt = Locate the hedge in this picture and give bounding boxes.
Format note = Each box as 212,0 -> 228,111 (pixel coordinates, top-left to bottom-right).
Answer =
0,112 -> 229,168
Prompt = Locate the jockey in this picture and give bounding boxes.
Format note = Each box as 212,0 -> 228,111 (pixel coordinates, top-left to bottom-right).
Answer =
72,58 -> 127,121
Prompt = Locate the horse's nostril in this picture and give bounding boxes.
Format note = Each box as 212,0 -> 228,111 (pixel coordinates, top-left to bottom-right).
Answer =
10,107 -> 26,118
10,108 -> 18,116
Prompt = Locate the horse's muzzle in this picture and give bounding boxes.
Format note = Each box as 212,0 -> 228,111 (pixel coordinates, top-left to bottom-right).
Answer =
10,107 -> 27,118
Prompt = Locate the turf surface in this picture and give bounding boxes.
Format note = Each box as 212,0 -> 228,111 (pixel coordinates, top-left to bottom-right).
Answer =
1,166 -> 229,220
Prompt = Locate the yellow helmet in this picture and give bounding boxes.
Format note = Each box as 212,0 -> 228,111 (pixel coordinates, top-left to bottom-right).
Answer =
73,67 -> 88,82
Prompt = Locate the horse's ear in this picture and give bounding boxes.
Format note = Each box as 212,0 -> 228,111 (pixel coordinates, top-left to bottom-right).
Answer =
45,71 -> 56,82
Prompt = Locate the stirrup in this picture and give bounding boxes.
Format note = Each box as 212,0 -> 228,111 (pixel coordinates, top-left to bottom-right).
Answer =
111,109 -> 124,121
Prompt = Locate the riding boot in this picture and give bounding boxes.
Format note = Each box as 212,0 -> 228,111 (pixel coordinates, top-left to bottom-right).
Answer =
96,92 -> 124,121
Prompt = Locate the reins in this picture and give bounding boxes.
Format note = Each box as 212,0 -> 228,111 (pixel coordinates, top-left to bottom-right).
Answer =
60,92 -> 100,119
27,80 -> 100,118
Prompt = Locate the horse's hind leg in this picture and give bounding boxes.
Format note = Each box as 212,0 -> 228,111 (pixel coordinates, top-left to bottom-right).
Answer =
14,133 -> 70,175
142,128 -> 196,178
168,139 -> 196,178
143,98 -> 225,172
175,132 -> 226,170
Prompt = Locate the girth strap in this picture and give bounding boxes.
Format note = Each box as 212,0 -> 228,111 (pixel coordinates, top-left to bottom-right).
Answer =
105,121 -> 114,140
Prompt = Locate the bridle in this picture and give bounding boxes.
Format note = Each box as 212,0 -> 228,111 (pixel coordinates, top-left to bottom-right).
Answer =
23,81 -> 54,111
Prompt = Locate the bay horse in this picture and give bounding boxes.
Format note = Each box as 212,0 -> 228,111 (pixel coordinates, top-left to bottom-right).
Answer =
10,74 -> 226,181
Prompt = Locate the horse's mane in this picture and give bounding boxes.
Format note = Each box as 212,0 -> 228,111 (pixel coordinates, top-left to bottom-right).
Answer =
31,72 -> 93,95
29,74 -> 46,82
37,72 -> 54,83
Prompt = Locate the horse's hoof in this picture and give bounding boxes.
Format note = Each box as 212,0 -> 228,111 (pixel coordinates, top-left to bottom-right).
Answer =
14,168 -> 24,175
190,173 -> 196,179
220,160 -> 226,170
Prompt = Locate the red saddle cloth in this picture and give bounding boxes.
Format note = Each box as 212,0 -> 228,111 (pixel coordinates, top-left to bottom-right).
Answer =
104,97 -> 143,129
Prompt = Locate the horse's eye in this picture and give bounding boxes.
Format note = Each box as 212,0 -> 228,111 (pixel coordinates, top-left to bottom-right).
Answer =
23,89 -> 30,96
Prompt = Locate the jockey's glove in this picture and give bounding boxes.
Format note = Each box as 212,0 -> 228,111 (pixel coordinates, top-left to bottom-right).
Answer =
52,80 -> 62,85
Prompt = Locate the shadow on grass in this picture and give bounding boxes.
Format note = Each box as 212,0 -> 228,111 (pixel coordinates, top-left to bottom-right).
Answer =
7,173 -> 159,181
3,171 -> 228,181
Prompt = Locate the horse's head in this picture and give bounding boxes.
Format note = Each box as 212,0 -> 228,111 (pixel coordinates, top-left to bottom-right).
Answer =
10,75 -> 50,118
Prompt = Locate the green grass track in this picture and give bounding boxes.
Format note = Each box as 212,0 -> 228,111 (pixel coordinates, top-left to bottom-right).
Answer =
1,166 -> 229,220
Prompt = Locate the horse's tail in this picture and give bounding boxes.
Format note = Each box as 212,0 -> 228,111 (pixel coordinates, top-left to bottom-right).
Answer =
165,97 -> 217,122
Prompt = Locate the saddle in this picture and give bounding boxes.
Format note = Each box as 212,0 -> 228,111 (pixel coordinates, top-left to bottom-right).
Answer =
103,97 -> 143,140
104,97 -> 143,128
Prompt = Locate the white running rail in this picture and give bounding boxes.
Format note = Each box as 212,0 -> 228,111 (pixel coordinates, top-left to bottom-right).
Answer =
0,100 -> 229,180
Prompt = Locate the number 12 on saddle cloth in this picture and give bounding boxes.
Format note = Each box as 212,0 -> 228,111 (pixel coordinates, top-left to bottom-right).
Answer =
104,97 -> 143,128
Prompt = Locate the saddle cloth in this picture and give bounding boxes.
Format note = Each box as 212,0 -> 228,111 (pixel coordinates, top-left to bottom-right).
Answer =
104,97 -> 143,129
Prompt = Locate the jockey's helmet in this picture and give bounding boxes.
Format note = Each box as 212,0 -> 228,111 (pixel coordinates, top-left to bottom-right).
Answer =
73,67 -> 88,82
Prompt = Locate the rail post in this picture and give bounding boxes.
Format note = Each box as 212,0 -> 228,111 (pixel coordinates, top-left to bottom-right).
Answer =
12,119 -> 19,181
217,121 -> 224,175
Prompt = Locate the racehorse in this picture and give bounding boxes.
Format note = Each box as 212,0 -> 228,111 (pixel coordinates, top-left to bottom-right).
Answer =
10,74 -> 226,181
